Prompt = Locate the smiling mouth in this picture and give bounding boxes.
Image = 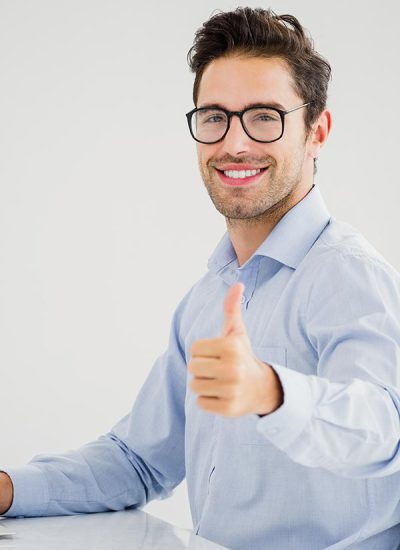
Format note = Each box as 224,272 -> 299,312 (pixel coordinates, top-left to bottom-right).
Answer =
214,166 -> 270,186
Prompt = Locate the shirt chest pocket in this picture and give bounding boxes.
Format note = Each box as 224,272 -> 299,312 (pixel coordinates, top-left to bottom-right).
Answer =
235,345 -> 287,446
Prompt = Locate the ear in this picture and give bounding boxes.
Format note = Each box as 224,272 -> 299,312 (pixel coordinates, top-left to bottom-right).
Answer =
307,109 -> 332,161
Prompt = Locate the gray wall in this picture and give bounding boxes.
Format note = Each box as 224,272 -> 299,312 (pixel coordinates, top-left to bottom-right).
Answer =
1,0 -> 399,530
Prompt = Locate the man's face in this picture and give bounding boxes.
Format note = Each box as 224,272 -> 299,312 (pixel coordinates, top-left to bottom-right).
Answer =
196,55 -> 315,222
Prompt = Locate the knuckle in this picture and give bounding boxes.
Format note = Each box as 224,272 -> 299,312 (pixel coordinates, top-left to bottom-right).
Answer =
188,357 -> 199,375
191,341 -> 199,357
192,338 -> 214,357
198,396 -> 209,410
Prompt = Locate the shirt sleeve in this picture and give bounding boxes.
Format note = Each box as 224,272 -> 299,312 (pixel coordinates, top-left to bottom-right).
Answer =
256,252 -> 400,478
2,289 -> 191,517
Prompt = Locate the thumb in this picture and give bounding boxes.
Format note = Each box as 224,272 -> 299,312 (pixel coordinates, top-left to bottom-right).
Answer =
221,282 -> 246,337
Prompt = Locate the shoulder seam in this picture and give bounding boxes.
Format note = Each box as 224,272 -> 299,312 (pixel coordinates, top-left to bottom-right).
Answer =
318,232 -> 392,271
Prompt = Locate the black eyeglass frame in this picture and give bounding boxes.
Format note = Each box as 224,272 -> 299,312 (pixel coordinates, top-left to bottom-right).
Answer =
185,102 -> 311,144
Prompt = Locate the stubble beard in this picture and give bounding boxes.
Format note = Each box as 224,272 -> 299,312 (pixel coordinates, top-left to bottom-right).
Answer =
200,151 -> 306,227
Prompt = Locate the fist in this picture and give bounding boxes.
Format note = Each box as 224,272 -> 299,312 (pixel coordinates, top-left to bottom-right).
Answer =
188,283 -> 283,417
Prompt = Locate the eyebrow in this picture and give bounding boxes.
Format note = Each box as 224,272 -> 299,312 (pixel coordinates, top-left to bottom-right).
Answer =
198,101 -> 287,111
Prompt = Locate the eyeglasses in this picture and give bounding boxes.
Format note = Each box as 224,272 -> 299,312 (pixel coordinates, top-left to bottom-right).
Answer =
186,102 -> 310,144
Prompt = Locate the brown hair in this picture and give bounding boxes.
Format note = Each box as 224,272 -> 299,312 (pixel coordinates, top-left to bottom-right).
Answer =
187,7 -> 331,131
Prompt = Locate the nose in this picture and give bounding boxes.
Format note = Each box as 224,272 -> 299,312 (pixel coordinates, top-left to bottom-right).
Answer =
221,114 -> 252,156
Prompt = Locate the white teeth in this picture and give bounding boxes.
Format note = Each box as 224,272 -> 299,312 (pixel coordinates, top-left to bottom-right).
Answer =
223,168 -> 262,179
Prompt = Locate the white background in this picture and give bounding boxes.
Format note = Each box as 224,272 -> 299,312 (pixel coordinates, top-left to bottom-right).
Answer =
1,0 -> 399,530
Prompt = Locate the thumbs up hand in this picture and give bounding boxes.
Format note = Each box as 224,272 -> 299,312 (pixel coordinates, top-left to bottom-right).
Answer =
188,283 -> 283,417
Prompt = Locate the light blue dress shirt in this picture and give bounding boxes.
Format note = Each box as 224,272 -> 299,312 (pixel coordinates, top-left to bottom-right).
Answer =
4,185 -> 400,549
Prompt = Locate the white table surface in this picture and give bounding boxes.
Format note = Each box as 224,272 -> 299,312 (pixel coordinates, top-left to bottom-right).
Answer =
0,509 -> 229,549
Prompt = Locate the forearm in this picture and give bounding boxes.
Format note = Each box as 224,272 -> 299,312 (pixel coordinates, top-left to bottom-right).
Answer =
0,471 -> 13,515
3,433 -> 170,517
257,365 -> 400,477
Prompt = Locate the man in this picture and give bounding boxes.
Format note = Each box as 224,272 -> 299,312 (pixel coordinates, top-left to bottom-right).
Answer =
1,7 -> 400,549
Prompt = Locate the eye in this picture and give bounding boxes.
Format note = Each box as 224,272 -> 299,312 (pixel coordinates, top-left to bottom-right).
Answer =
257,113 -> 278,120
247,109 -> 281,124
197,110 -> 227,125
205,114 -> 224,123
255,114 -> 274,121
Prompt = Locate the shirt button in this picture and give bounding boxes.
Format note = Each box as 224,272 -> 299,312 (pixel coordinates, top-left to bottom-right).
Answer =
240,295 -> 246,304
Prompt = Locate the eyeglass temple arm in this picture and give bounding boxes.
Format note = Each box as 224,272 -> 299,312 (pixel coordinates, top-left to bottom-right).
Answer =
284,102 -> 310,114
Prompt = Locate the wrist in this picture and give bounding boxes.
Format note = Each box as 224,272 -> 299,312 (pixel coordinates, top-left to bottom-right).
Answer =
0,472 -> 14,515
255,361 -> 284,417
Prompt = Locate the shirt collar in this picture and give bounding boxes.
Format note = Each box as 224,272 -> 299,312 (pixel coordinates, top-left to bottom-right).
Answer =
207,184 -> 331,273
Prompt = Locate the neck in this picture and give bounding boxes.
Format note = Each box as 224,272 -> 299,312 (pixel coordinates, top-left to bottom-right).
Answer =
227,183 -> 314,267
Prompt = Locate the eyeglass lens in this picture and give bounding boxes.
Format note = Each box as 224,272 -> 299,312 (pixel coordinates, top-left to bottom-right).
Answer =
192,107 -> 282,143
